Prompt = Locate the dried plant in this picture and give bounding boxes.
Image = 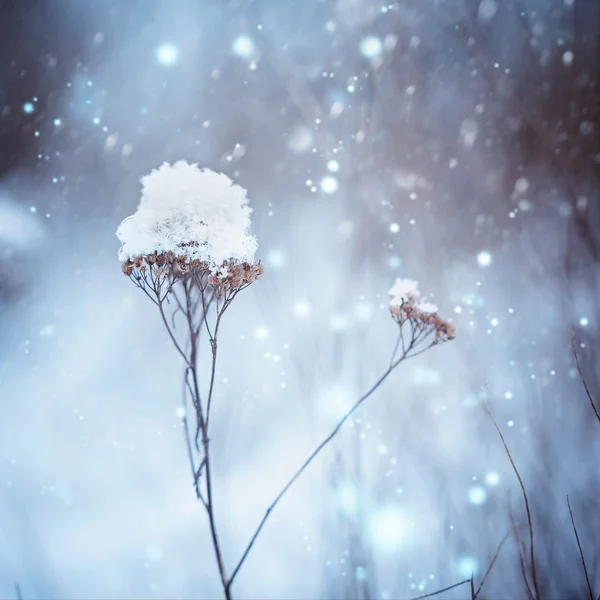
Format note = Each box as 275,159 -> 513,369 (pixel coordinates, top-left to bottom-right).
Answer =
117,162 -> 456,599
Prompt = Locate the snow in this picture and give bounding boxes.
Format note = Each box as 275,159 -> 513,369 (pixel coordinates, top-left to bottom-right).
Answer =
389,278 -> 420,306
418,301 -> 438,314
116,161 -> 258,269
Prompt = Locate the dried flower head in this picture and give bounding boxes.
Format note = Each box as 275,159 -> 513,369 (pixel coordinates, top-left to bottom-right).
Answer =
116,161 -> 258,275
389,278 -> 456,343
389,278 -> 420,307
117,161 -> 265,302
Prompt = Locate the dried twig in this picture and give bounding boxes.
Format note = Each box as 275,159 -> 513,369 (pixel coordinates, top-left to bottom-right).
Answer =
486,404 -> 541,600
475,525 -> 519,598
508,496 -> 535,600
408,578 -> 472,600
572,335 -> 600,426
127,254 -> 454,599
567,495 -> 594,600
228,332 -> 439,586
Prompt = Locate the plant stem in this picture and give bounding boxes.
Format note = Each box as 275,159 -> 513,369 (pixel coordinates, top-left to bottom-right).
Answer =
191,364 -> 231,599
486,404 -> 540,600
229,357 -> 403,586
567,495 -> 594,600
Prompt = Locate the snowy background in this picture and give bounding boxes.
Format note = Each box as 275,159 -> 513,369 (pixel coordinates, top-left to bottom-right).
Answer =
0,1 -> 599,598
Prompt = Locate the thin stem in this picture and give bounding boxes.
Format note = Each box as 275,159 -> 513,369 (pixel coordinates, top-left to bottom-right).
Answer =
567,495 -> 594,600
185,368 -> 204,453
200,284 -> 215,342
158,297 -> 188,364
180,379 -> 206,506
229,352 -> 408,586
205,312 -> 223,429
228,322 -> 440,587
475,526 -> 518,598
508,494 -> 535,600
408,579 -> 471,600
572,336 -> 600,425
405,341 -> 437,360
487,404 -> 540,600
129,274 -> 158,306
190,364 -> 230,599
389,331 -> 402,367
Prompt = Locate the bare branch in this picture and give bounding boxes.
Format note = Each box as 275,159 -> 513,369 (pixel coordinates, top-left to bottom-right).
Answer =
205,311 -> 224,429
487,405 -> 540,600
179,376 -> 206,507
475,525 -> 521,598
229,321 -> 443,586
228,362 -> 398,585
157,297 -> 188,364
567,495 -> 594,600
572,334 -> 600,426
389,331 -> 402,367
508,495 -> 535,600
408,578 -> 472,600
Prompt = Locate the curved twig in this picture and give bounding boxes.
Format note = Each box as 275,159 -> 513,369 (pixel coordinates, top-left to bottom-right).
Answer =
567,495 -> 594,600
475,525 -> 521,598
572,335 -> 600,425
487,404 -> 540,600
408,578 -> 472,600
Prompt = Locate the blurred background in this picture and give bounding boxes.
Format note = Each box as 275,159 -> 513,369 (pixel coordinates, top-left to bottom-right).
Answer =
0,0 -> 599,598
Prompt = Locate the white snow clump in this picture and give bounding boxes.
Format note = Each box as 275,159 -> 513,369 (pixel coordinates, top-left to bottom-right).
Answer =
417,301 -> 438,314
116,161 -> 258,269
389,278 -> 420,306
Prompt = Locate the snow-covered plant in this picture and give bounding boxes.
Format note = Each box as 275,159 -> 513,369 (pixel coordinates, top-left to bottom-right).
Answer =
389,278 -> 456,346
117,161 -> 257,270
117,161 -> 456,599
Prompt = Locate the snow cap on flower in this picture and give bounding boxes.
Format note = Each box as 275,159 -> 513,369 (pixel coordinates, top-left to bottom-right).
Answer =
389,278 -> 420,306
417,301 -> 438,314
388,277 -> 456,342
116,161 -> 258,270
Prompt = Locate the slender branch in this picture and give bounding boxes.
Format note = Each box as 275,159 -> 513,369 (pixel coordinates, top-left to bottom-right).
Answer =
205,312 -> 224,429
204,288 -> 244,428
487,404 -> 540,600
400,325 -> 406,354
408,578 -> 471,600
180,379 -> 206,506
129,274 -> 158,305
475,526 -> 519,598
405,341 -> 437,361
567,495 -> 594,600
14,583 -> 22,600
158,297 -> 188,364
139,264 -> 449,599
572,337 -> 600,425
171,284 -> 188,316
508,495 -> 535,600
200,284 -> 215,342
389,331 -> 402,367
228,320 -> 445,586
190,364 -> 230,599
229,351 -> 410,585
